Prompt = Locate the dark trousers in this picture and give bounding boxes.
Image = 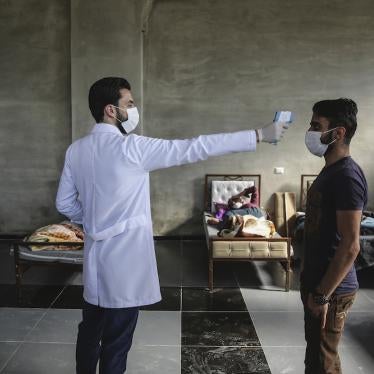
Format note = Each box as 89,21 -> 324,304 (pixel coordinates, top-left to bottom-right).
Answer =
76,301 -> 139,374
301,289 -> 356,374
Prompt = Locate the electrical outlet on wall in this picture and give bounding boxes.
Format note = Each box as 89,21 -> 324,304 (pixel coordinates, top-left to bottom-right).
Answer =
274,167 -> 285,174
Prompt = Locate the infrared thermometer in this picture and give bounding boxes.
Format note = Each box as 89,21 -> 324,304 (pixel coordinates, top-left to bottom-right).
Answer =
273,111 -> 294,124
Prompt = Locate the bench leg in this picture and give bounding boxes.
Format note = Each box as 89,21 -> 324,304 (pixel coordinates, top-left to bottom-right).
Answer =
208,258 -> 214,291
14,258 -> 22,302
285,260 -> 290,292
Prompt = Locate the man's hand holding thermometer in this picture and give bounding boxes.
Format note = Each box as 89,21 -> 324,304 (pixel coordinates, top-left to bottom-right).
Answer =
256,111 -> 294,144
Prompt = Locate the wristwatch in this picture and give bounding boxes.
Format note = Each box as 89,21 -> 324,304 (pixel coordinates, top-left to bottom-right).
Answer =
312,291 -> 330,305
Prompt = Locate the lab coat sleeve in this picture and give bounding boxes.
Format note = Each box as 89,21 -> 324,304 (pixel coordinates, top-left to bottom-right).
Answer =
128,130 -> 257,172
55,146 -> 83,224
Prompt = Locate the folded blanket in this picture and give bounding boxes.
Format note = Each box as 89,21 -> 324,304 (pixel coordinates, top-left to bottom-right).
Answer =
26,222 -> 84,251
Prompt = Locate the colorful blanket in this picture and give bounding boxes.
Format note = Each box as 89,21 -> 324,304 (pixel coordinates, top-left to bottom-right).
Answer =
26,222 -> 84,251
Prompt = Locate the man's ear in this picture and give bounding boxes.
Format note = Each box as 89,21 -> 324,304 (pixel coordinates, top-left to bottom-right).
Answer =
335,126 -> 346,141
104,104 -> 116,119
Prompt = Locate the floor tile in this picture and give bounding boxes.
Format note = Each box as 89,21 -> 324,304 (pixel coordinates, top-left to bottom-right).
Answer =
181,240 -> 209,288
182,287 -> 247,311
0,343 -> 20,372
127,345 -> 180,374
350,290 -> 374,312
1,342 -> 75,374
251,311 -> 305,347
132,311 -> 180,347
340,344 -> 374,374
0,285 -> 63,308
236,262 -> 296,291
182,312 -> 260,347
0,308 -> 45,341
155,240 -> 182,287
262,346 -> 305,374
241,288 -> 303,312
342,312 -> 374,351
51,285 -> 83,309
182,346 -> 271,374
26,309 -> 80,344
140,287 -> 180,311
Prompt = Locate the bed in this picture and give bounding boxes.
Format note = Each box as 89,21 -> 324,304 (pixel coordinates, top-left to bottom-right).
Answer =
203,174 -> 291,291
11,239 -> 83,299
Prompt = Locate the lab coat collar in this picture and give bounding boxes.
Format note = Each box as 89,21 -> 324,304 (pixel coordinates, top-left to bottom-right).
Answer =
92,122 -> 123,136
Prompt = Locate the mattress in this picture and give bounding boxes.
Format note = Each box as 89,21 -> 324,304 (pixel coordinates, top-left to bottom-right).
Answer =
203,212 -> 289,259
17,244 -> 84,264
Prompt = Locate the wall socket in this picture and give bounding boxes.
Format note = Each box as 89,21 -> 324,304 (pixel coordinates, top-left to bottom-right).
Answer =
274,167 -> 285,174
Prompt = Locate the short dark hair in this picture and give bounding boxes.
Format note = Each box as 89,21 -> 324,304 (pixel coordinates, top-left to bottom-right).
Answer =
88,77 -> 131,123
312,98 -> 358,144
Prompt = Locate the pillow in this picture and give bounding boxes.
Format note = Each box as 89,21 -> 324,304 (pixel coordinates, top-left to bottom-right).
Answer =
211,180 -> 255,212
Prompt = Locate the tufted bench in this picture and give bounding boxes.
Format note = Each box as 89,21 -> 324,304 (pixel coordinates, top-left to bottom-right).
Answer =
203,174 -> 291,291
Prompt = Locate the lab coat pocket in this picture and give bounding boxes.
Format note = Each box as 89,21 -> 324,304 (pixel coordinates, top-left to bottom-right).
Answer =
89,214 -> 147,241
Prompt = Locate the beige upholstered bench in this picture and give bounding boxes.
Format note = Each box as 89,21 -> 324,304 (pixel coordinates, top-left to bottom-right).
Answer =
203,174 -> 291,291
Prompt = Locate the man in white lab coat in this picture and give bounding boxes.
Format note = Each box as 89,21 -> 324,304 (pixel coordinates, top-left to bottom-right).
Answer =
56,77 -> 290,374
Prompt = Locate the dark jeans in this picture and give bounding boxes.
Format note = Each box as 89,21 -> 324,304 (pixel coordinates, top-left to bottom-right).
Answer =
76,301 -> 139,374
301,289 -> 356,374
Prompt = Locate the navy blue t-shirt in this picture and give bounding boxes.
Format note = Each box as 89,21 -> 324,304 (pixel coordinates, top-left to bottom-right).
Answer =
301,157 -> 368,294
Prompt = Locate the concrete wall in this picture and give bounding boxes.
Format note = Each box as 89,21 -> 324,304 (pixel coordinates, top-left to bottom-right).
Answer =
145,0 -> 374,234
0,0 -> 71,232
1,0 -> 374,234
70,0 -> 144,140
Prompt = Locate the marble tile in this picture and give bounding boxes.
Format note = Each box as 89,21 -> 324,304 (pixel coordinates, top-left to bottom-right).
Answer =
0,285 -> 63,308
0,342 -> 20,372
182,287 -> 247,311
141,287 -> 181,311
181,240 -> 209,288
155,240 -> 182,287
251,311 -> 305,347
182,312 -> 260,347
132,311 -> 180,347
262,346 -> 305,374
350,290 -> 374,312
241,288 -> 303,312
182,347 -> 271,374
26,309 -> 81,344
51,285 -> 84,309
342,311 -> 374,352
236,261 -> 297,291
1,342 -> 76,374
340,344 -> 374,374
0,308 -> 45,341
127,345 -> 180,374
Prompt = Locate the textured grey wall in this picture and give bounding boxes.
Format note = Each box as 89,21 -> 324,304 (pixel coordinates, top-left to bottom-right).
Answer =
1,0 -> 373,234
70,0 -> 144,140
145,0 -> 374,234
0,0 -> 71,232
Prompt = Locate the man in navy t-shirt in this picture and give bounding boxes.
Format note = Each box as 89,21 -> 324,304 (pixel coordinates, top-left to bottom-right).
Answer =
301,98 -> 368,374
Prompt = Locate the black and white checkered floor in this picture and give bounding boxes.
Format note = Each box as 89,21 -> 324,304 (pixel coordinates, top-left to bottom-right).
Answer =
0,240 -> 373,373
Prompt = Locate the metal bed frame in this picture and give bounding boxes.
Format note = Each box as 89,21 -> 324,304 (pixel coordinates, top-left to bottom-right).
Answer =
10,240 -> 83,300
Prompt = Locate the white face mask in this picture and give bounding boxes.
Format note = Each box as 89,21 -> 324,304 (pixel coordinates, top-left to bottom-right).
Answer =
232,202 -> 243,209
304,128 -> 337,157
113,106 -> 140,134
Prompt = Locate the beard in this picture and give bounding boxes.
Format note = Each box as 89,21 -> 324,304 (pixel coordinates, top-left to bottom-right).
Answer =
115,108 -> 127,134
321,130 -> 336,156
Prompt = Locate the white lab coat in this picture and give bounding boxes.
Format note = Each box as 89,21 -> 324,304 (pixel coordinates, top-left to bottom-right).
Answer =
56,123 -> 256,308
